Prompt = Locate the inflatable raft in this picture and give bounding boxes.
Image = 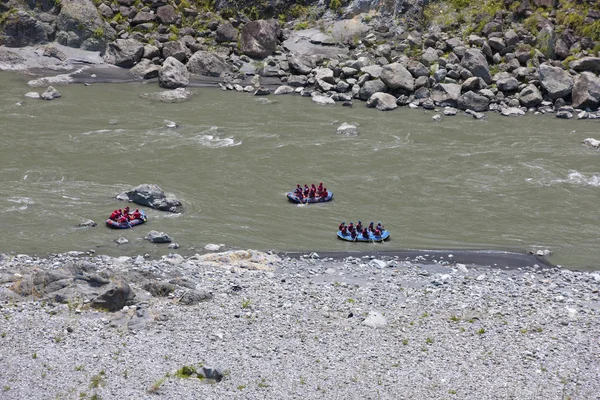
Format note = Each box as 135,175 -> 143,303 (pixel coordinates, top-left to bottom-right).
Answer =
337,230 -> 390,242
287,191 -> 333,204
106,211 -> 147,229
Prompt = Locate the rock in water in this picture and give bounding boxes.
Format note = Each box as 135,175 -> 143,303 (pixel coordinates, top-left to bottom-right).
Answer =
116,183 -> 182,212
164,120 -> 178,128
144,230 -> 172,243
336,122 -> 358,136
41,86 -> 61,100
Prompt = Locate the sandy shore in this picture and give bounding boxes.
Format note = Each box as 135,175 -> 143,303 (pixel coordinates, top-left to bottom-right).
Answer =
0,250 -> 598,399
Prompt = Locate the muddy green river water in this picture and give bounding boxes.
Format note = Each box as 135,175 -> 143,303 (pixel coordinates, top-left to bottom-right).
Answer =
1,71 -> 599,269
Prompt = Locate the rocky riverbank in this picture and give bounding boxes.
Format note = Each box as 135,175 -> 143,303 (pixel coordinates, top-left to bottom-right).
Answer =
0,250 -> 599,399
1,1 -> 600,121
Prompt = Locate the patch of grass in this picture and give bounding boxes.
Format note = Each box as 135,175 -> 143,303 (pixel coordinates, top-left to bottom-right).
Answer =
402,338 -> 409,345
257,377 -> 269,388
32,352 -> 37,359
477,328 -> 486,335
294,21 -> 309,30
425,337 -> 434,345
241,299 -> 251,309
237,384 -> 246,390
0,7 -> 17,27
75,365 -> 85,371
3,386 -> 10,392
148,377 -> 166,393
92,27 -> 104,39
89,370 -> 105,389
175,365 -> 197,379
347,298 -> 355,304
449,389 -> 457,394
449,315 -> 460,322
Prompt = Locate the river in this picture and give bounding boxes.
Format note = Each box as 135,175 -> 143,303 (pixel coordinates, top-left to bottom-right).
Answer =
1,71 -> 598,270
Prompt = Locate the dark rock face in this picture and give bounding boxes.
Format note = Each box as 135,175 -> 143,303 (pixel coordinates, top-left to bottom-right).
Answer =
1,11 -> 49,47
569,57 -> 600,75
240,20 -> 279,59
91,281 -> 134,312
519,84 -> 543,108
55,0 -> 115,51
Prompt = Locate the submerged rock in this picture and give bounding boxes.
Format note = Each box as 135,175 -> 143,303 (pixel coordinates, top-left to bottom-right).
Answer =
336,122 -> 358,136
144,230 -> 172,243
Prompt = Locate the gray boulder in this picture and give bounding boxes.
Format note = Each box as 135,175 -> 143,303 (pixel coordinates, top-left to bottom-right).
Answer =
569,57 -> 600,75
407,60 -> 429,78
430,83 -> 461,107
366,93 -> 398,111
274,85 -> 295,95
41,86 -> 61,100
380,62 -> 414,92
78,219 -> 97,228
571,72 -> 600,110
117,183 -> 182,212
216,22 -> 238,43
539,64 -> 573,100
131,11 -> 156,26
187,51 -> 229,77
420,47 -> 439,67
496,74 -> 520,92
461,77 -> 486,92
288,55 -> 313,75
159,56 -> 189,89
457,91 -> 490,112
519,84 -> 543,108
105,39 -> 144,68
91,281 -> 134,312
314,67 -> 335,84
501,107 -> 525,116
240,19 -> 279,59
359,79 -> 387,100
129,59 -> 160,79
461,48 -> 492,84
157,5 -> 178,24
162,40 -> 188,63
144,231 -> 172,243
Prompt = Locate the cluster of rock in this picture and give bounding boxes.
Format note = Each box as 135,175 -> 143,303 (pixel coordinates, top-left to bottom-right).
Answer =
2,0 -> 600,119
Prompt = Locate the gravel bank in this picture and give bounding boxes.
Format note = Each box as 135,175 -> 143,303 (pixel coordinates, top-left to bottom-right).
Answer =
0,251 -> 599,399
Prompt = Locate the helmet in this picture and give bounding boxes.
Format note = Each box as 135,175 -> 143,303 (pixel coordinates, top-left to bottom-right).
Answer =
358,220 -> 361,223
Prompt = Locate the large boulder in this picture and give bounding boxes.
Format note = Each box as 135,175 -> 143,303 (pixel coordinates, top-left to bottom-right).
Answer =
1,10 -> 49,47
538,63 -> 573,100
117,183 -> 183,212
571,72 -> 600,110
240,19 -> 279,59
186,51 -> 230,77
460,48 -> 492,84
140,88 -> 192,103
380,62 -> 414,92
55,0 -> 115,51
288,55 -> 313,75
105,39 -> 144,68
569,57 -> 600,75
358,79 -> 387,100
519,84 -> 543,108
366,92 -> 398,111
457,91 -> 490,112
430,83 -> 461,107
158,56 -> 189,89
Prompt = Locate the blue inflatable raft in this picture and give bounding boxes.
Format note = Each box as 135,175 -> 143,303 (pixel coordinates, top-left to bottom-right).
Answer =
337,230 -> 390,242
106,211 -> 147,229
287,191 -> 333,204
